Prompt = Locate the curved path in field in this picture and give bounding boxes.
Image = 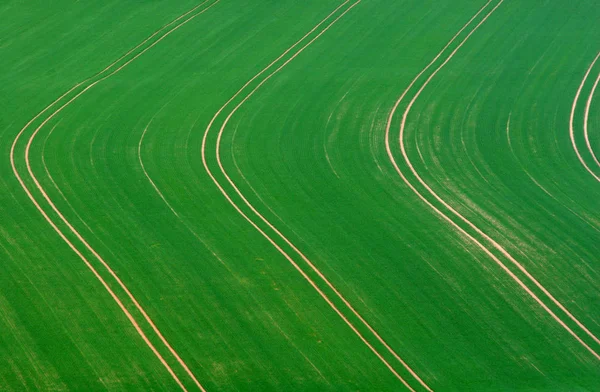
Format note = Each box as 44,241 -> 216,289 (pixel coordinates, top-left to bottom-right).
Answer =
570,51 -> 600,182
10,1 -> 222,390
584,66 -> 600,170
198,1 -> 432,390
385,0 -> 600,361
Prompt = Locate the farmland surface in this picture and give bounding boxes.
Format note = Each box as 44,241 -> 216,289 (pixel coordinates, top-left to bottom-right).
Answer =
1,0 -> 599,391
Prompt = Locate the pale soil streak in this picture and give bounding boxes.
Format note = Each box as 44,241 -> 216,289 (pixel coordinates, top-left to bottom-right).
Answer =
569,51 -> 600,182
387,0 -> 600,360
202,2 -> 432,391
11,157 -> 188,392
584,69 -> 600,169
11,1 -> 222,390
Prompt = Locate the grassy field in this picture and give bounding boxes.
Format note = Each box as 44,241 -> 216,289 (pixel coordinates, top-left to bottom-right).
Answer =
1,0 -> 599,390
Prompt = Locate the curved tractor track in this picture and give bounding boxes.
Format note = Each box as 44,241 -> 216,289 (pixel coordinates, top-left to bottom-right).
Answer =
10,1 -> 222,390
570,50 -> 600,181
197,1 -> 432,391
385,0 -> 600,361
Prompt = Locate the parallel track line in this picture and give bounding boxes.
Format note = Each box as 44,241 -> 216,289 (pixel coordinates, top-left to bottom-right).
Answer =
570,51 -> 600,182
584,69 -> 600,169
386,0 -> 600,359
201,2 -> 432,390
11,1 -> 222,389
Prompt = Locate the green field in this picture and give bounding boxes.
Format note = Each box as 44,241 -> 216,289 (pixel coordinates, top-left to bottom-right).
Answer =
1,0 -> 600,390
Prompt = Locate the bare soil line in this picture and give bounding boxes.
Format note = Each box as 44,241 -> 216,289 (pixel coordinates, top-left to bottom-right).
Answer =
10,1 -> 223,390
584,68 -> 600,169
201,1 -> 433,391
570,51 -> 600,182
386,0 -> 600,361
